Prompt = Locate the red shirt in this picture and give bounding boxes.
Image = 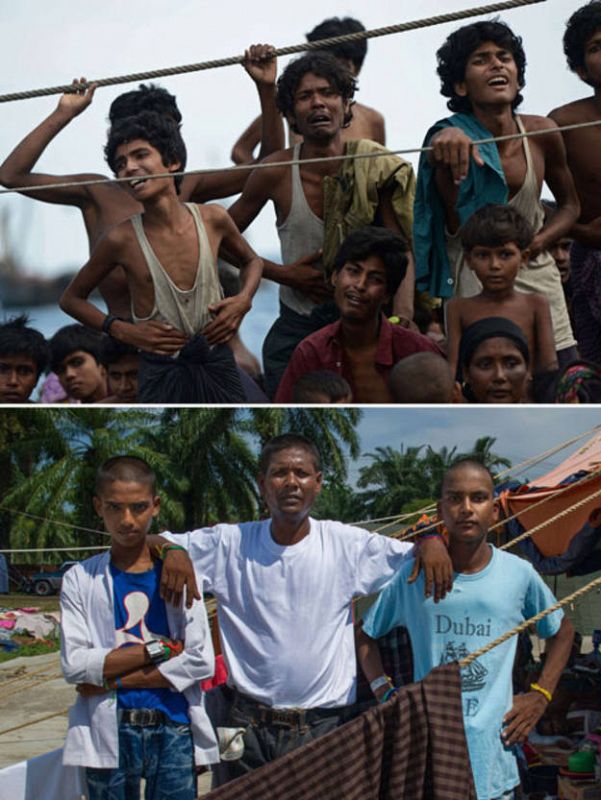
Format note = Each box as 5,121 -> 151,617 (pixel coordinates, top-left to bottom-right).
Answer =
275,315 -> 443,403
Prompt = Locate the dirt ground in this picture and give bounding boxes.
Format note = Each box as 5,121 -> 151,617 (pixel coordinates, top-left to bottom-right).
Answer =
0,652 -> 212,796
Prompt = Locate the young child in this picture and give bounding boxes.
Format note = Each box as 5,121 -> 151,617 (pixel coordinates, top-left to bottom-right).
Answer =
60,456 -> 218,799
49,323 -> 107,403
357,460 -> 573,800
100,337 -> 140,404
60,111 -> 263,403
0,314 -> 49,403
291,370 -> 353,403
446,205 -> 559,378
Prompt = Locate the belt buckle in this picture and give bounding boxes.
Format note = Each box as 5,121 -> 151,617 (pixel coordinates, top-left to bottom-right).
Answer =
269,708 -> 302,727
131,709 -> 157,726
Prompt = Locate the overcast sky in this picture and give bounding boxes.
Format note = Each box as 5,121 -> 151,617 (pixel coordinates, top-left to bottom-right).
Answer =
0,0 -> 591,276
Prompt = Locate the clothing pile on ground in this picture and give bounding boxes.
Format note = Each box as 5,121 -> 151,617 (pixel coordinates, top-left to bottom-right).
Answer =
0,607 -> 60,654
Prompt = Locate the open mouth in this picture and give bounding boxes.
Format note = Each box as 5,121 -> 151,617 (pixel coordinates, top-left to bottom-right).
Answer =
487,76 -> 509,87
309,114 -> 331,125
129,178 -> 148,189
345,293 -> 365,307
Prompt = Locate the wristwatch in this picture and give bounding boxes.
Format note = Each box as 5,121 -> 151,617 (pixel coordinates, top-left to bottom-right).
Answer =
145,639 -> 165,664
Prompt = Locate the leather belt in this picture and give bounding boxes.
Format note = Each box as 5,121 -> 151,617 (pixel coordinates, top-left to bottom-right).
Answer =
120,708 -> 168,726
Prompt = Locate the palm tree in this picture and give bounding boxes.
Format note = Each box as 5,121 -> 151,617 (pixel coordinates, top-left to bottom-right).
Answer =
3,408 -> 158,560
357,444 -> 428,519
458,436 -> 512,477
245,407 -> 361,482
152,409 -> 259,529
312,480 -> 368,523
422,444 -> 459,497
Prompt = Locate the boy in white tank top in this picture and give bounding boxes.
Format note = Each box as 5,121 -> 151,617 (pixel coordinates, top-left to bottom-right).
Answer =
60,112 -> 263,402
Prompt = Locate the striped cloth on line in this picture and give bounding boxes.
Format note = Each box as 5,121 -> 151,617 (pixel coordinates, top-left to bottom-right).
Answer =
205,662 -> 476,800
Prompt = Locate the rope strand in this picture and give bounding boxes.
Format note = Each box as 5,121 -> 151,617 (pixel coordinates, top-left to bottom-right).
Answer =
0,0 -> 546,105
2,117 -> 599,198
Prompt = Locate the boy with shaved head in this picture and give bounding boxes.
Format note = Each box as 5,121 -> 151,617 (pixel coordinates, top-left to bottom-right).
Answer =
60,456 -> 217,799
357,460 -> 573,800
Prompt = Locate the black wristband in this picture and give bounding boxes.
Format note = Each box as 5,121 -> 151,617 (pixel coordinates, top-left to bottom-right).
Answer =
102,314 -> 122,335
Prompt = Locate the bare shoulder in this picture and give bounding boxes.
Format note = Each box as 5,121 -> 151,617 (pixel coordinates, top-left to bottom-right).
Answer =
527,291 -> 551,313
102,217 -> 137,249
549,98 -> 598,125
519,113 -> 558,133
196,202 -> 234,230
355,102 -> 384,124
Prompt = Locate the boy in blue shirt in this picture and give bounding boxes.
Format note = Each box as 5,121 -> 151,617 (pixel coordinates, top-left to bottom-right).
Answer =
60,456 -> 217,799
357,459 -> 573,800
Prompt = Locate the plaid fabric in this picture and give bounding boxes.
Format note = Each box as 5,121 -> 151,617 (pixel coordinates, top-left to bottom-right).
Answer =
205,663 -> 476,800
379,625 -> 414,688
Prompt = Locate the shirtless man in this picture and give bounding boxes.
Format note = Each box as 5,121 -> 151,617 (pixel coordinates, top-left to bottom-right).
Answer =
414,20 -> 580,367
0,47 -> 278,372
231,16 -> 385,165
550,1 -> 601,363
228,51 -> 415,396
59,112 -> 263,403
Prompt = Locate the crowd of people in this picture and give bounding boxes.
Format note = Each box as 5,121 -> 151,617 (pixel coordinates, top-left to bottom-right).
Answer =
60,436 -> 574,798
2,4 -> 601,404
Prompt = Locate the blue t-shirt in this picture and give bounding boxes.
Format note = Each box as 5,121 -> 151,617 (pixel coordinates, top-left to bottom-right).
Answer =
111,561 -> 189,723
362,546 -> 562,800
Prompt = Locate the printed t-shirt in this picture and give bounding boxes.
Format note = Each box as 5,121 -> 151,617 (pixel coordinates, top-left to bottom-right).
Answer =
362,546 -> 563,800
111,561 -> 189,722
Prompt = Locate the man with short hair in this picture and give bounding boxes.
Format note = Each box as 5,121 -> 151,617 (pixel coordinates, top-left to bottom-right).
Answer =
414,19 -> 579,367
152,433 -> 452,784
49,324 -> 107,403
357,460 -> 574,800
229,53 -> 416,396
0,314 -> 48,403
275,227 -> 440,403
549,1 -> 601,363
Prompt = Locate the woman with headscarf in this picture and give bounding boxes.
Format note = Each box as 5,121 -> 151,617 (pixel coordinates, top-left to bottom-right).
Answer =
459,317 -> 530,403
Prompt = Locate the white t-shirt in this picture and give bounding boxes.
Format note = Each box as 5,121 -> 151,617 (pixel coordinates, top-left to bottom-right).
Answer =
164,518 -> 414,708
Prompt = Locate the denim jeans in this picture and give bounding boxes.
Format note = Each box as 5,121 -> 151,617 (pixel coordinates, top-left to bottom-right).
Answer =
213,688 -> 356,786
86,719 -> 196,800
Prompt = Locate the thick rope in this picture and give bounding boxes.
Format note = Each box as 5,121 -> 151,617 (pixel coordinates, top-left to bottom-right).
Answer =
393,468 -> 601,543
499,479 -> 601,551
376,430 -> 601,541
2,117 -> 599,199
0,0 -> 546,105
460,573 -> 601,667
353,423 -> 601,531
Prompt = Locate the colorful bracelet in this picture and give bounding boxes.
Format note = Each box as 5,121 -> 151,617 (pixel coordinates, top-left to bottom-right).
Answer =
369,675 -> 392,694
115,677 -> 124,690
158,543 -> 187,560
161,640 -> 183,660
530,682 -> 552,703
380,686 -> 398,704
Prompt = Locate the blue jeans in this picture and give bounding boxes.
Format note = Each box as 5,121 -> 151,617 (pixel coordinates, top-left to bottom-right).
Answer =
86,719 -> 196,800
